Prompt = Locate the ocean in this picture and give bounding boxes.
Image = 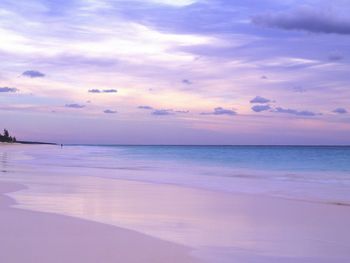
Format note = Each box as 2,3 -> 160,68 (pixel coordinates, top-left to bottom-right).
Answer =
2,144 -> 350,262
6,144 -> 350,204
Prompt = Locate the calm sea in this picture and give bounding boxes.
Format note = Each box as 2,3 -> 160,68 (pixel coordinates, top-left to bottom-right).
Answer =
6,145 -> 350,203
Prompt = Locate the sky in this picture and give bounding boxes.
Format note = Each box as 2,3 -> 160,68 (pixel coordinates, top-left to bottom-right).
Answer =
1,0 -> 350,144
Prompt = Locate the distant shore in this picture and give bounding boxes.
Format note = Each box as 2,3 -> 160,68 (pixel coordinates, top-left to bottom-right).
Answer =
0,141 -> 57,145
17,141 -> 57,145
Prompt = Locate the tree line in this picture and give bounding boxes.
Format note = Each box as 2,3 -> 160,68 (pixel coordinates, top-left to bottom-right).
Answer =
0,129 -> 17,143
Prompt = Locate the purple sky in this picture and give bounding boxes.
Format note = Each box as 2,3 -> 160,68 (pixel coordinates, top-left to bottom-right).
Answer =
1,0 -> 350,144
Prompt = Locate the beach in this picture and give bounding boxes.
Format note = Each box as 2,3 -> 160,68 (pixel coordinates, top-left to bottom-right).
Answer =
1,144 -> 350,262
0,182 -> 198,263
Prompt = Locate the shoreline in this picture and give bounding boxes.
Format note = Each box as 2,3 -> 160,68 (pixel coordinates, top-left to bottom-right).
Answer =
2,144 -> 350,262
0,181 -> 199,263
6,175 -> 350,262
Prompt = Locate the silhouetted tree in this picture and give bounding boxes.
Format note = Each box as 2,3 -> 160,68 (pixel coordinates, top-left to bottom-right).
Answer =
4,129 -> 9,138
0,129 -> 17,143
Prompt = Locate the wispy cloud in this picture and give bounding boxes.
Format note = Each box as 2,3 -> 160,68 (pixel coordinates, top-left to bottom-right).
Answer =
148,0 -> 197,7
175,110 -> 189,113
274,107 -> 320,116
1,0 -> 350,144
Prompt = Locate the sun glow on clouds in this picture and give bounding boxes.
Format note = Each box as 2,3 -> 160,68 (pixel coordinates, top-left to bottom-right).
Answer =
71,23 -> 214,62
148,0 -> 198,6
1,0 -> 350,144
0,23 -> 213,63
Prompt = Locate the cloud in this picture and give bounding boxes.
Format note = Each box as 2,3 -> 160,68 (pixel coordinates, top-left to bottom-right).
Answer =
261,75 -> 268,79
201,107 -> 236,116
22,70 -> 45,78
252,105 -> 271,112
274,107 -> 320,116
104,109 -> 117,114
138,106 -> 153,110
175,110 -> 189,113
140,106 -> 188,115
328,52 -> 344,61
182,79 -> 192,85
103,89 -> 118,93
0,87 -> 18,93
88,89 -> 118,93
152,109 -> 174,115
148,0 -> 197,7
88,89 -> 101,93
292,86 -> 307,93
252,7 -> 350,35
333,108 -> 347,114
65,103 -> 85,109
250,96 -> 271,104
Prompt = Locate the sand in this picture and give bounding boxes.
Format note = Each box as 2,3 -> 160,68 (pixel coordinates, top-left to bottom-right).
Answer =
1,144 -> 350,263
0,182 -> 199,263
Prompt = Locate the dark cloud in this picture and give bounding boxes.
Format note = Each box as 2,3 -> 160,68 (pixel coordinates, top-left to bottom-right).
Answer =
104,109 -> 117,114
22,70 -> 45,78
138,106 -> 153,110
88,89 -> 118,93
182,79 -> 192,85
140,106 -> 188,115
250,96 -> 271,104
0,87 -> 18,93
103,89 -> 118,93
333,108 -> 347,114
274,107 -> 320,116
261,75 -> 268,79
152,109 -> 174,116
65,103 -> 85,109
252,7 -> 350,35
252,105 -> 271,112
88,89 -> 101,93
201,107 -> 236,116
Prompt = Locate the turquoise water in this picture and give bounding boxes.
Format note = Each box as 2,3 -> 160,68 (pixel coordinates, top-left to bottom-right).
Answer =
79,145 -> 350,173
12,145 -> 350,202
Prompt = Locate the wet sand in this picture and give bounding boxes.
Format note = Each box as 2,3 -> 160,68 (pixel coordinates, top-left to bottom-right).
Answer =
0,182 -> 199,263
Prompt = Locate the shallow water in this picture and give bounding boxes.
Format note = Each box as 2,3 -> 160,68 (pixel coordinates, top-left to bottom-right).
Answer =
5,144 -> 350,203
1,144 -> 350,263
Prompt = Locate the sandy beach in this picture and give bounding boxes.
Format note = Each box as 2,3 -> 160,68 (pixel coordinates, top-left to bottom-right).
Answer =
0,181 -> 199,263
1,144 -> 350,262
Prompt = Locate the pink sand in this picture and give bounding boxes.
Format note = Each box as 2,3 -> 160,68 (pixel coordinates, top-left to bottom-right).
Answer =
0,182 -> 199,263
